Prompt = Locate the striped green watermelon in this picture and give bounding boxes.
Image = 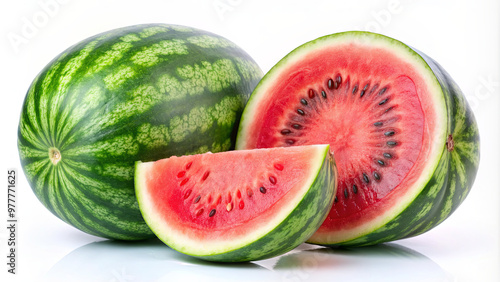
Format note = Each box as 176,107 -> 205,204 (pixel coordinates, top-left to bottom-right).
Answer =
17,24 -> 263,240
236,31 -> 480,246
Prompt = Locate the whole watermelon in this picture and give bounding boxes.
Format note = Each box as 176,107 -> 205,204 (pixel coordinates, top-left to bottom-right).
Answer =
17,24 -> 263,240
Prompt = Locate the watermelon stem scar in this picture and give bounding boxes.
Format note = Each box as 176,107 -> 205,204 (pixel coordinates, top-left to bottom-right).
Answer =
49,147 -> 61,165
446,134 -> 454,152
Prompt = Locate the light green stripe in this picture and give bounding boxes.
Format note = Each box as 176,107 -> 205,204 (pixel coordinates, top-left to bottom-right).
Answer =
169,25 -> 193,32
131,39 -> 188,67
234,58 -> 263,81
156,59 -> 242,101
77,84 -> 162,138
86,42 -> 133,75
62,165 -> 145,238
186,35 -> 236,48
103,65 -> 135,90
18,144 -> 47,159
49,40 -> 99,145
120,33 -> 141,43
24,159 -> 49,184
19,121 -> 47,151
136,123 -> 171,149
56,85 -> 104,147
139,26 -> 169,38
58,165 -> 109,235
169,95 -> 245,143
96,163 -> 135,181
22,81 -> 50,148
451,151 -> 467,188
57,40 -> 99,95
47,165 -> 68,223
33,161 -> 51,205
64,134 -> 138,158
176,59 -> 241,93
439,170 -> 456,222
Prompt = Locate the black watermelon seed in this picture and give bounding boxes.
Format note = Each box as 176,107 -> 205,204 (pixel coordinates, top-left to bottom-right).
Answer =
378,87 -> 387,95
385,106 -> 394,113
194,195 -> 201,203
297,109 -> 305,115
209,209 -> 216,217
379,98 -> 388,105
377,160 -> 385,166
286,139 -> 295,145
387,141 -> 397,147
373,172 -> 381,180
352,184 -> 358,194
383,153 -> 392,158
336,75 -> 342,85
384,131 -> 395,136
360,84 -> 369,97
259,187 -> 267,194
344,188 -> 348,199
328,79 -> 334,89
280,129 -> 291,135
321,90 -> 327,98
374,121 -> 383,127
352,85 -> 358,94
334,196 -> 338,203
300,98 -> 308,106
292,124 -> 302,129
362,173 -> 369,183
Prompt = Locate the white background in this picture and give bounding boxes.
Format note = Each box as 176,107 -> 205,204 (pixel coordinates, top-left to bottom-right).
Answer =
1,0 -> 499,281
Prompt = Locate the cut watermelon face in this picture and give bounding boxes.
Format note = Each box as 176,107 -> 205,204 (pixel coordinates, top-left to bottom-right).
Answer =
236,31 -> 480,246
135,144 -> 337,262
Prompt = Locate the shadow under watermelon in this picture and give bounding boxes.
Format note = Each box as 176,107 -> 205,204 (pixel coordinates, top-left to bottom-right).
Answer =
43,238 -> 278,282
273,242 -> 454,282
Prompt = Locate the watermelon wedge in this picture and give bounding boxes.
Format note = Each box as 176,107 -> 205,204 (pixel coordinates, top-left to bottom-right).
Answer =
134,144 -> 337,262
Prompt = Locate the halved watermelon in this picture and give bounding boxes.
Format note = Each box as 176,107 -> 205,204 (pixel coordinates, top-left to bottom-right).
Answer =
236,31 -> 480,246
134,144 -> 337,262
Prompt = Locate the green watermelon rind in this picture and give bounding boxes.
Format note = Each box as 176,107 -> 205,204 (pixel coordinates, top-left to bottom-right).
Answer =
17,23 -> 263,240
134,144 -> 337,262
336,51 -> 480,246
235,31 -> 479,246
